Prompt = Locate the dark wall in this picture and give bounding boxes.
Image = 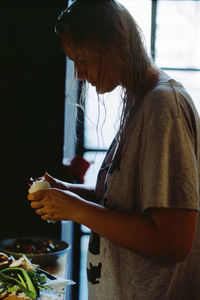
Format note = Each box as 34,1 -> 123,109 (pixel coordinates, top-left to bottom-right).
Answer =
0,1 -> 67,239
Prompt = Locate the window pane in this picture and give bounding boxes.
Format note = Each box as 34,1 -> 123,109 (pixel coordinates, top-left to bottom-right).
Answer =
156,1 -> 200,69
165,70 -> 200,114
83,151 -> 106,186
119,0 -> 152,54
79,235 -> 89,300
84,86 -> 121,149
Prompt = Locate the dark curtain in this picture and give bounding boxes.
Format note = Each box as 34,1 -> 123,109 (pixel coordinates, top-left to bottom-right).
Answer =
0,0 -> 67,239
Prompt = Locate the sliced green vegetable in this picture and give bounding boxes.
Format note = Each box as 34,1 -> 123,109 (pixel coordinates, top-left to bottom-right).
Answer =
0,272 -> 36,299
0,268 -> 37,299
0,286 -> 7,295
0,266 -> 66,299
39,284 -> 66,294
28,270 -> 47,285
17,273 -> 26,288
7,284 -> 20,293
38,273 -> 47,284
1,267 -> 36,294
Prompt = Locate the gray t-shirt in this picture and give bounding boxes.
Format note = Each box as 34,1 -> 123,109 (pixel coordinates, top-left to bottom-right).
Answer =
87,79 -> 200,300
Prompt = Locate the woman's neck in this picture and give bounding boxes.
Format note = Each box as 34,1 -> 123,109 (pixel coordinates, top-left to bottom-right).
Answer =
134,65 -> 171,97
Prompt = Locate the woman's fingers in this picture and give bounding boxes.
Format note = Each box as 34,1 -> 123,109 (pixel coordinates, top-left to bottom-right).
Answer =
35,208 -> 49,220
31,202 -> 49,219
44,172 -> 55,186
30,200 -> 43,209
35,207 -> 54,221
27,190 -> 46,201
27,188 -> 54,219
33,176 -> 43,182
36,208 -> 43,215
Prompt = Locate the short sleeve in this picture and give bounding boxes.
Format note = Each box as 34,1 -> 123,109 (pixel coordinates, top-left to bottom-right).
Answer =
140,98 -> 199,212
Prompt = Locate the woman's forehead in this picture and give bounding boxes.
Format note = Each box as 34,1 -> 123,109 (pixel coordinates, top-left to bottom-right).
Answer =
60,36 -> 77,59
61,36 -> 103,60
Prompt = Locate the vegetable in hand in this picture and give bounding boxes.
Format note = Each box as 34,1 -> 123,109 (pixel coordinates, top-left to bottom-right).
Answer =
28,177 -> 57,223
28,178 -> 50,193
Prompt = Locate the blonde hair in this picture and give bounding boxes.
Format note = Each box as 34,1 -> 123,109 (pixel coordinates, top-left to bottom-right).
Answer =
55,0 -> 152,154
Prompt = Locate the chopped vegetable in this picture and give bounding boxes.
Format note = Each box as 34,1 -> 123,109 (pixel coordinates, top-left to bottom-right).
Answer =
0,253 -> 72,299
0,270 -> 37,299
0,253 -> 13,270
0,266 -> 66,299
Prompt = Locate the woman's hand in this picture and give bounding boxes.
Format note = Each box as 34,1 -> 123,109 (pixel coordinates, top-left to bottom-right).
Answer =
27,188 -> 81,221
43,172 -> 96,202
28,187 -> 198,261
43,172 -> 70,190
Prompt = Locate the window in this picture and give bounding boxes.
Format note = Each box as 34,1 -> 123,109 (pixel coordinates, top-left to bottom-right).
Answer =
63,1 -> 200,299
155,0 -> 200,112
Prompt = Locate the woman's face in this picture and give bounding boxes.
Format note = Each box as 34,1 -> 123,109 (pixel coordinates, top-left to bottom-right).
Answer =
61,36 -> 121,94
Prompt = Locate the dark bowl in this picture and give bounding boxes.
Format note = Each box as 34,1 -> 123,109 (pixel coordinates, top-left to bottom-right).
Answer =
0,237 -> 70,265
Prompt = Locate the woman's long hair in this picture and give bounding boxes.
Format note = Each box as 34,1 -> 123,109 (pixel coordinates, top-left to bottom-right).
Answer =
55,0 -> 152,154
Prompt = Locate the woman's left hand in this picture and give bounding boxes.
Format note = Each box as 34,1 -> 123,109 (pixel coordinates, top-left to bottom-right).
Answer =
27,188 -> 80,221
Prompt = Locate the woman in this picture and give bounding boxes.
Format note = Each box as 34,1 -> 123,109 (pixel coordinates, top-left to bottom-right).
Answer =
28,0 -> 200,299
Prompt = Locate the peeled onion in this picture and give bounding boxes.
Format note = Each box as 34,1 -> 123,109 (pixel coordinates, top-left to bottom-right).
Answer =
28,177 -> 56,223
28,178 -> 51,193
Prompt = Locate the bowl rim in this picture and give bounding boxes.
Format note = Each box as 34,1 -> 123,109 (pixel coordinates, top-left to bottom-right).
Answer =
0,236 -> 70,258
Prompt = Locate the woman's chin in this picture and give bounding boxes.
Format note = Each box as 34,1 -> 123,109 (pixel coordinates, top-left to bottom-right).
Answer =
96,84 -> 118,95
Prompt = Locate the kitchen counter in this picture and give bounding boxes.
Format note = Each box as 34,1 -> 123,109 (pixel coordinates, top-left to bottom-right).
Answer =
3,254 -> 67,300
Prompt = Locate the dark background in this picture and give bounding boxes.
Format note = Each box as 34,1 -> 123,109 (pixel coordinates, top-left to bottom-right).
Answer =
0,0 -> 68,239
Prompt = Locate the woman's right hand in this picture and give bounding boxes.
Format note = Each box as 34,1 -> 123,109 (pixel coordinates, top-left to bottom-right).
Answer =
44,172 -> 96,203
43,172 -> 70,190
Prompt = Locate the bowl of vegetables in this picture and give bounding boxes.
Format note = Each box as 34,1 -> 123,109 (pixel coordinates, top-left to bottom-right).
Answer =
0,237 -> 70,265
